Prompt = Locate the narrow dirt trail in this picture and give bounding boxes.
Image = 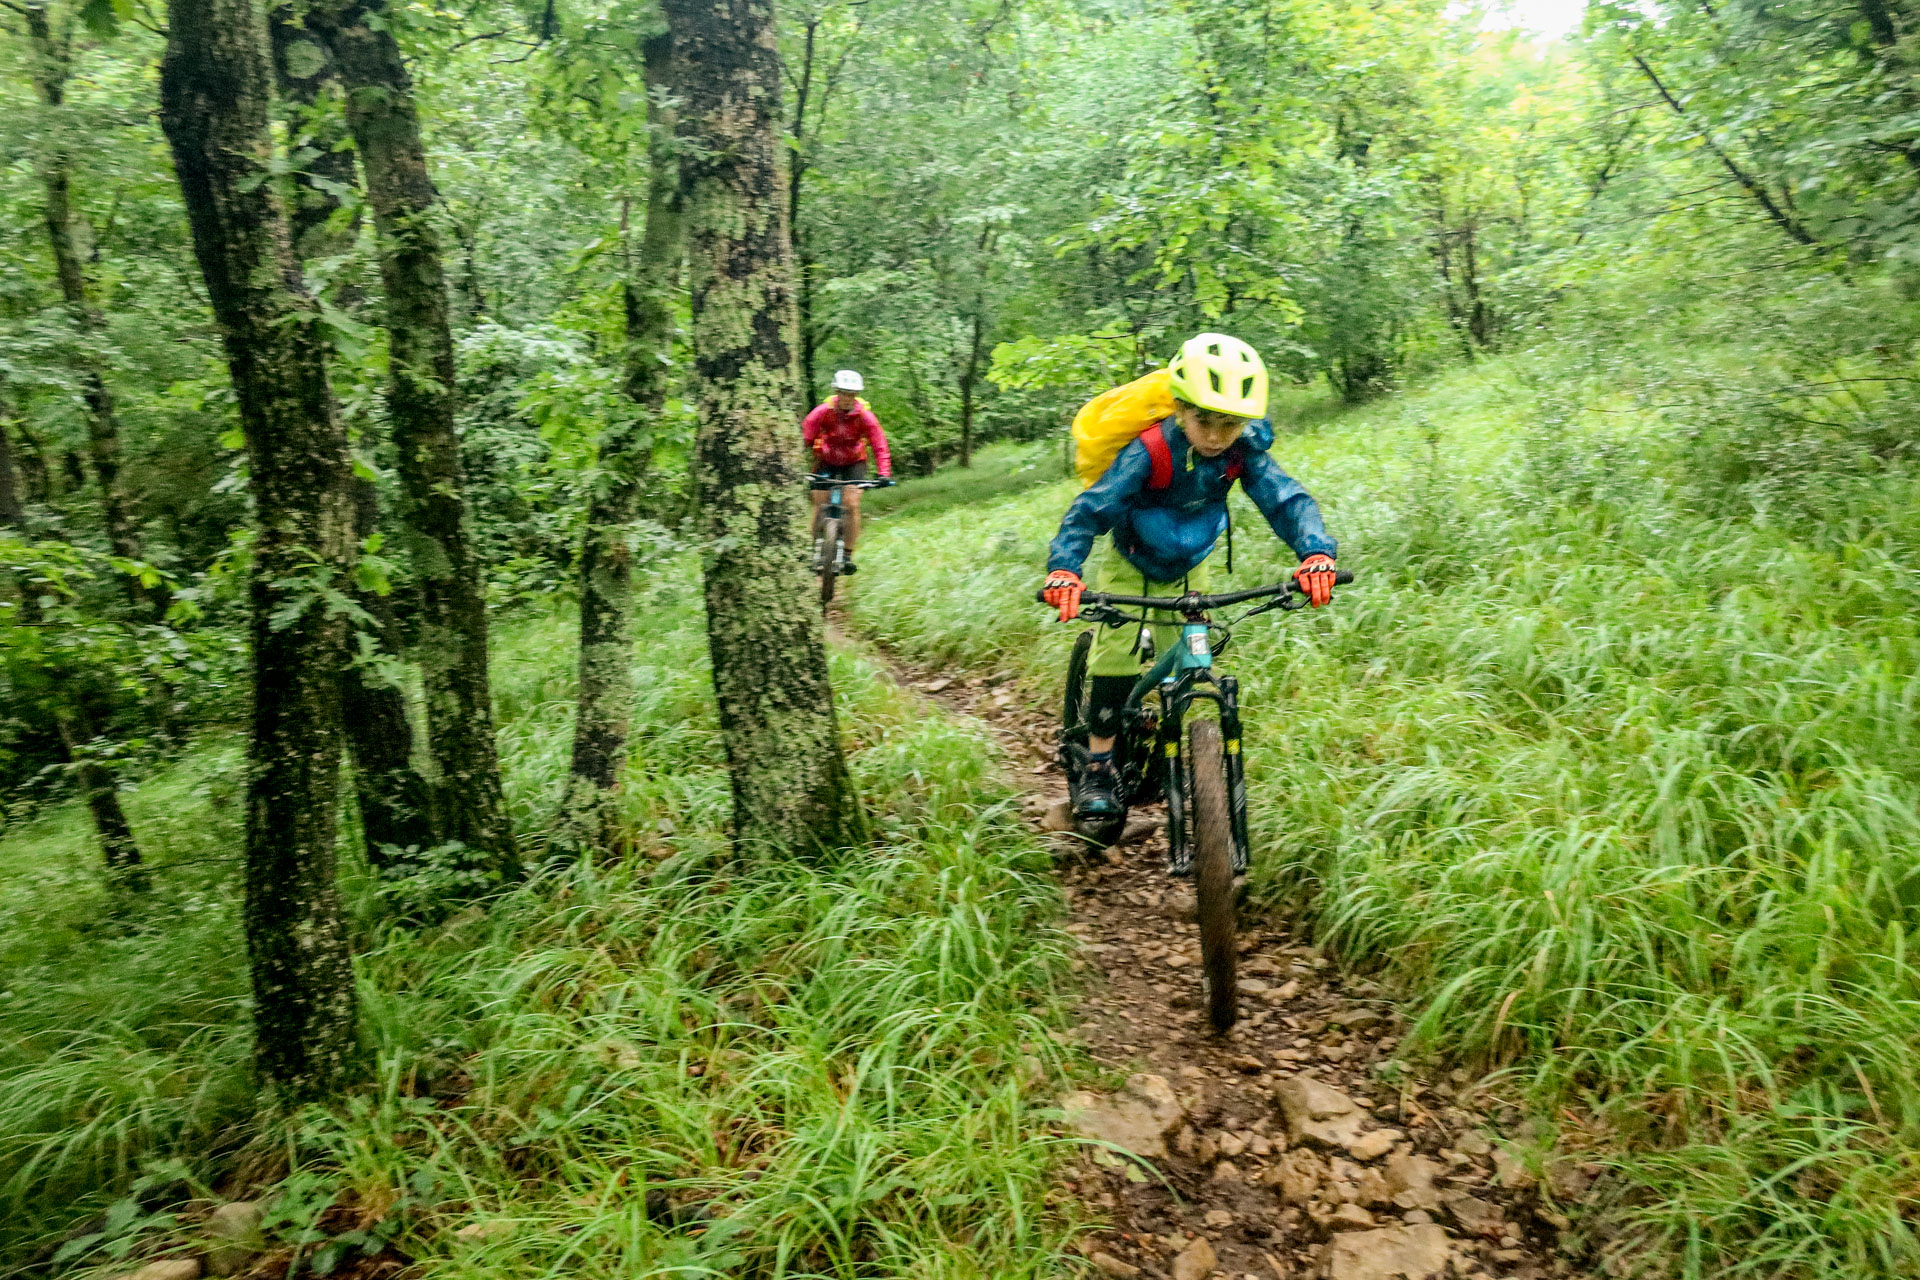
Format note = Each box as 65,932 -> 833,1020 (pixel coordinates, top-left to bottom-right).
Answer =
835,619 -> 1590,1280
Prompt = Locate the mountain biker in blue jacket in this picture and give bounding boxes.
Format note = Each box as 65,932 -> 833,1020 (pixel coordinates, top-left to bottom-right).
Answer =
1042,333 -> 1338,822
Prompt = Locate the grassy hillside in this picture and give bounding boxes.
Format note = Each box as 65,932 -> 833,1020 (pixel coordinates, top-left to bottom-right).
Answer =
848,360 -> 1920,1277
0,583 -> 1076,1277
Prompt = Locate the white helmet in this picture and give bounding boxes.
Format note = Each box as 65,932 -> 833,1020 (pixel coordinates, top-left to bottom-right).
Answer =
832,369 -> 864,392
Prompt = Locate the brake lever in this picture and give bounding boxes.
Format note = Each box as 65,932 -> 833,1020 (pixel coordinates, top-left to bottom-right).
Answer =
1241,593 -> 1305,620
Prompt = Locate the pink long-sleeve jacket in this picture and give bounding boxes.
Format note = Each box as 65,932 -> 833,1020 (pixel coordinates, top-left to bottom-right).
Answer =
802,398 -> 892,476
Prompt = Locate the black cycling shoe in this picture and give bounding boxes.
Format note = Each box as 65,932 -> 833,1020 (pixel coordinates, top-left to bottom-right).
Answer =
1073,762 -> 1123,822
841,557 -> 859,576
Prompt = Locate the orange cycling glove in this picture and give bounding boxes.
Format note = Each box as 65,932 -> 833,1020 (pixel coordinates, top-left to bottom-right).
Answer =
1294,554 -> 1336,608
1044,570 -> 1084,622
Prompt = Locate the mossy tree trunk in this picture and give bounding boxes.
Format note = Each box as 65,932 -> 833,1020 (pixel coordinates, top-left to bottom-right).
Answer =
561,23 -> 687,850
661,0 -> 865,856
270,3 -> 437,868
309,0 -> 517,882
160,0 -> 360,1099
23,3 -> 162,618
268,4 -> 363,267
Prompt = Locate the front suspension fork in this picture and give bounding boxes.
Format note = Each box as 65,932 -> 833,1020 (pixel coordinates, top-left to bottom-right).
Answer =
1159,697 -> 1188,874
1220,675 -> 1250,873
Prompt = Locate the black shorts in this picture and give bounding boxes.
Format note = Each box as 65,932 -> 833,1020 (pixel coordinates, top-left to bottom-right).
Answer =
816,460 -> 869,483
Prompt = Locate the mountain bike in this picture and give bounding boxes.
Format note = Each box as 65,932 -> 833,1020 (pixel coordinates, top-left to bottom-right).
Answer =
808,474 -> 893,604
1038,570 -> 1355,1031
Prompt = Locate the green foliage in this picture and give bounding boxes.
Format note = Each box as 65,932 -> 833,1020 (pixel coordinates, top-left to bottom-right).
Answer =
0,534 -> 237,809
850,341 -> 1920,1275
9,0 -> 1920,1274
0,584 -> 1076,1276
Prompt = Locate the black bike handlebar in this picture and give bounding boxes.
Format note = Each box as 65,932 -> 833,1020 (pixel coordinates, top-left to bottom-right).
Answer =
807,475 -> 895,490
1031,569 -> 1354,611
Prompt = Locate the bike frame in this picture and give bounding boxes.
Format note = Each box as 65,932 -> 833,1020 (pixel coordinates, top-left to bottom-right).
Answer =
819,480 -> 851,523
808,476 -> 892,593
1120,616 -> 1250,873
808,474 -> 890,524
1051,571 -> 1351,868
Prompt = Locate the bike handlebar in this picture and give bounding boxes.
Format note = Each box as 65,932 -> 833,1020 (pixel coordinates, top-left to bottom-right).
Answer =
1032,570 -> 1355,611
807,475 -> 896,490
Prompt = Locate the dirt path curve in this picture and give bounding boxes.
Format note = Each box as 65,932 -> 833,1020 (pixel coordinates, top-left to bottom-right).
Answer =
835,622 -> 1590,1280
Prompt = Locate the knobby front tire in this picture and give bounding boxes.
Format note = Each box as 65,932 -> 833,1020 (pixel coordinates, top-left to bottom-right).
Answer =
1064,629 -> 1093,734
818,518 -> 841,605
1189,720 -> 1238,1032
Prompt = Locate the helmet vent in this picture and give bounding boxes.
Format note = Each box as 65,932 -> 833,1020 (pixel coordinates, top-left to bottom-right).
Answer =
1242,376 -> 1255,398
1207,342 -> 1221,356
1208,370 -> 1223,393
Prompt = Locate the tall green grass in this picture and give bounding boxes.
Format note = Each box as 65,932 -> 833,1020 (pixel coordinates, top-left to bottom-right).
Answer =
1,581 -> 1076,1277
860,441 -> 1064,523
848,360 -> 1920,1277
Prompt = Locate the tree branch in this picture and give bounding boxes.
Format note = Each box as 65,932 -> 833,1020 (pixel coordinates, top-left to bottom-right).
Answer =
1629,50 -> 1822,249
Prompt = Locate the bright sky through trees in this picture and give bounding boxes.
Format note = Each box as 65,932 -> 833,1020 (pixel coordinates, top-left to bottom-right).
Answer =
1479,0 -> 1587,35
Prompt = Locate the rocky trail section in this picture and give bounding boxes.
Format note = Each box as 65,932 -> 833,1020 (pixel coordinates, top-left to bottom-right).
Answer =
867,657 -> 1595,1280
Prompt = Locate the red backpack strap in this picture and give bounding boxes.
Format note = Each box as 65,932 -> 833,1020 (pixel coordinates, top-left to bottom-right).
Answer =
1225,450 -> 1244,484
1140,421 -> 1174,490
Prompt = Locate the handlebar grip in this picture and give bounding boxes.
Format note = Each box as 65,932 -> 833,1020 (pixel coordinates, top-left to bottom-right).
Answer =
1292,568 -> 1355,587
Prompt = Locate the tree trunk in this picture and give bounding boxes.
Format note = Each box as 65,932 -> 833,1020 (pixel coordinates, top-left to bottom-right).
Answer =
11,412 -> 52,505
959,310 -> 984,469
24,4 -> 161,618
341,475 -> 439,865
268,4 -> 363,268
662,0 -> 865,856
269,1 -> 436,869
310,0 -> 517,881
561,26 -> 686,850
0,385 -> 45,626
160,0 -> 360,1099
55,708 -> 148,892
0,386 -> 31,539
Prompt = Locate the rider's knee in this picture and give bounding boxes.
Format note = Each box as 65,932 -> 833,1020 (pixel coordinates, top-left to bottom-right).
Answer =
1088,675 -> 1132,737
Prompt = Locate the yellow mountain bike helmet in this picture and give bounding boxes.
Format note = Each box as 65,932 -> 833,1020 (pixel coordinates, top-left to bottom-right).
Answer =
1167,332 -> 1268,419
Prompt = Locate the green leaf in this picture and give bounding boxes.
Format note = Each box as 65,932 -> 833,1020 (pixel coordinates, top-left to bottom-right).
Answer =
78,0 -> 121,36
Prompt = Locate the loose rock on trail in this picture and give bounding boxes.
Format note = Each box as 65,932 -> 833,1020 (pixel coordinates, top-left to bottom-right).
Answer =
849,639 -> 1592,1280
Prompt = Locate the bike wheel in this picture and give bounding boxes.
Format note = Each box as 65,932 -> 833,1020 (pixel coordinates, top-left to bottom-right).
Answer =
1063,629 -> 1093,734
818,518 -> 841,604
1189,720 -> 1238,1032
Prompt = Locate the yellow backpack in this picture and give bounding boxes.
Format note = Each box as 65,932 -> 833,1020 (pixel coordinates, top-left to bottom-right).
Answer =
1071,368 -> 1176,488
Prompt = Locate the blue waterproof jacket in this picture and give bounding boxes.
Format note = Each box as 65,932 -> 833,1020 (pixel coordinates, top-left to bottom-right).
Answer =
1047,418 -> 1336,584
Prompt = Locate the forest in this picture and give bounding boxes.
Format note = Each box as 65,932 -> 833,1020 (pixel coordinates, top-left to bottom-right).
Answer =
3,0 -> 1920,1277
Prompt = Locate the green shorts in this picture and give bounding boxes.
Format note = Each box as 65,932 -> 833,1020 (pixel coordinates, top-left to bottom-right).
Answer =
1085,538 -> 1213,678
